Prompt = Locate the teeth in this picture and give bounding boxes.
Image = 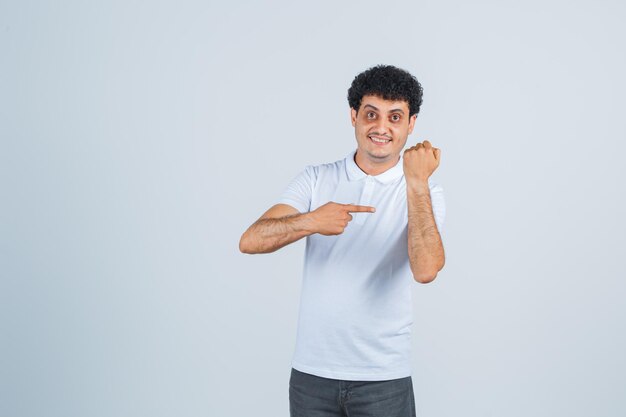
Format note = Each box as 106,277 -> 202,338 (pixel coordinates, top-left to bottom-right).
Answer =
370,136 -> 390,143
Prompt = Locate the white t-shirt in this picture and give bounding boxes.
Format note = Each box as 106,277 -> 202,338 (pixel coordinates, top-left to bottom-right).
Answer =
277,149 -> 446,381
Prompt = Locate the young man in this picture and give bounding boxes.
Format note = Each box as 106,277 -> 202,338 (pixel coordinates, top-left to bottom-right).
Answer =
239,64 -> 445,417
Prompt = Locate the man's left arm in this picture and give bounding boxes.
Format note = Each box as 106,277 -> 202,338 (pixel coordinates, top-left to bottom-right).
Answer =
403,140 -> 445,284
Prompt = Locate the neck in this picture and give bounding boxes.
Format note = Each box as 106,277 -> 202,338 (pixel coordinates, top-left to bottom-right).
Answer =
354,150 -> 400,176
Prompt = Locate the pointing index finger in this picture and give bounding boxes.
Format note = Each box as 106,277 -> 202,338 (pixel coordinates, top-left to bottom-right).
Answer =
345,204 -> 376,213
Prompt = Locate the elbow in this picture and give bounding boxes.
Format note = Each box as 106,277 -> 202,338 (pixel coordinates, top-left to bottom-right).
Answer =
239,233 -> 274,255
408,246 -> 445,284
413,272 -> 437,284
411,263 -> 444,284
239,233 -> 253,254
240,231 -> 270,254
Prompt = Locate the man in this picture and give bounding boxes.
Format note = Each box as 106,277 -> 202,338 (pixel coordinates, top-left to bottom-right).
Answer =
239,64 -> 445,417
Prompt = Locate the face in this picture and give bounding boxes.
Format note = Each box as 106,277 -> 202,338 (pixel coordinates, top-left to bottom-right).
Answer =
351,94 -> 417,164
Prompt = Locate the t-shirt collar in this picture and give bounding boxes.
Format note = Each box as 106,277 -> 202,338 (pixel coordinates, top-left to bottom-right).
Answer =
345,149 -> 404,184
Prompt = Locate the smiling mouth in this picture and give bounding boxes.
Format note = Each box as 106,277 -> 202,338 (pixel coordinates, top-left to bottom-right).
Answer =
369,135 -> 392,144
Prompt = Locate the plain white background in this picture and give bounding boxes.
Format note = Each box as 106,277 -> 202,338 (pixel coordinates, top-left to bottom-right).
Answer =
2,1 -> 625,416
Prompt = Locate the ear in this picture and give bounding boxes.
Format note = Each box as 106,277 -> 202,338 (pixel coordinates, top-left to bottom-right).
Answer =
350,108 -> 357,127
407,114 -> 417,135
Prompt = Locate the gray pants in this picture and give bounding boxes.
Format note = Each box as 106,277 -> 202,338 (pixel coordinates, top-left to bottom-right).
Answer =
289,368 -> 417,417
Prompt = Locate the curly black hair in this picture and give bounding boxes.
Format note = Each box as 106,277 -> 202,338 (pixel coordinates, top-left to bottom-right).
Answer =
347,64 -> 423,117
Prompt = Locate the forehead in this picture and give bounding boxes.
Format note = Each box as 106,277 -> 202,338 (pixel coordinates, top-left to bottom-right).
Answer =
360,94 -> 409,113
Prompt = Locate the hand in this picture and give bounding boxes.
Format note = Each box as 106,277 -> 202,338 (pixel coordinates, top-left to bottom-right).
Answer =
403,140 -> 441,185
308,202 -> 376,236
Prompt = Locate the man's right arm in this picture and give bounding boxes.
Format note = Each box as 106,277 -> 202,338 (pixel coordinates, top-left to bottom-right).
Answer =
239,202 -> 375,254
239,204 -> 315,254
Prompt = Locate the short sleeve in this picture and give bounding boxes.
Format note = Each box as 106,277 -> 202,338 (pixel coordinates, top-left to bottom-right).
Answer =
276,165 -> 317,213
429,183 -> 446,235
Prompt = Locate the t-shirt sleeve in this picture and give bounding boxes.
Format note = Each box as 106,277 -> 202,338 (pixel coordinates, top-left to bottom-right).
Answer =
429,182 -> 446,235
276,165 -> 317,213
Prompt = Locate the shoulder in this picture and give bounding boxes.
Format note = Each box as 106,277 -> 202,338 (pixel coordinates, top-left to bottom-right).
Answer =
303,155 -> 346,177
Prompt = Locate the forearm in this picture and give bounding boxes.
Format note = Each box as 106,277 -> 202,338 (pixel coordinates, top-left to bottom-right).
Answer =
406,182 -> 445,283
239,212 -> 315,254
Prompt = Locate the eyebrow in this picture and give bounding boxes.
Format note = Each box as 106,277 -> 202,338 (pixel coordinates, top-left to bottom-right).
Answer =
363,104 -> 405,115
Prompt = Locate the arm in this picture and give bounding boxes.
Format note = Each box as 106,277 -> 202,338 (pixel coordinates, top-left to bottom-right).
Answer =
239,204 -> 315,254
406,182 -> 445,283
239,202 -> 376,254
403,140 -> 445,284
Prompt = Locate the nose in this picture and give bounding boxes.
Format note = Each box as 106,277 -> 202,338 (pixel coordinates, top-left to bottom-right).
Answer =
373,117 -> 391,136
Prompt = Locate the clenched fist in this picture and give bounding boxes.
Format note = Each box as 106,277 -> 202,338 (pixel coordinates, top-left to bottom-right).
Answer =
308,202 -> 376,236
403,140 -> 441,185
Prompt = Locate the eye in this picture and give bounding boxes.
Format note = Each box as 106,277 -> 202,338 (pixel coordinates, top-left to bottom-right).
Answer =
391,114 -> 401,122
367,112 -> 376,119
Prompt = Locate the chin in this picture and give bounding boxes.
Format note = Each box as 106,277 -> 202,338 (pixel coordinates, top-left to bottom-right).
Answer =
367,149 -> 392,159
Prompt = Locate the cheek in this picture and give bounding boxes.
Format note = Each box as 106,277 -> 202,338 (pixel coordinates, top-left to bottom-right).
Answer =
360,120 -> 376,132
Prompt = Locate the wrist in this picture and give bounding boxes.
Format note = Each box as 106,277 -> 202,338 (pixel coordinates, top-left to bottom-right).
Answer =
300,212 -> 318,235
406,180 -> 429,194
